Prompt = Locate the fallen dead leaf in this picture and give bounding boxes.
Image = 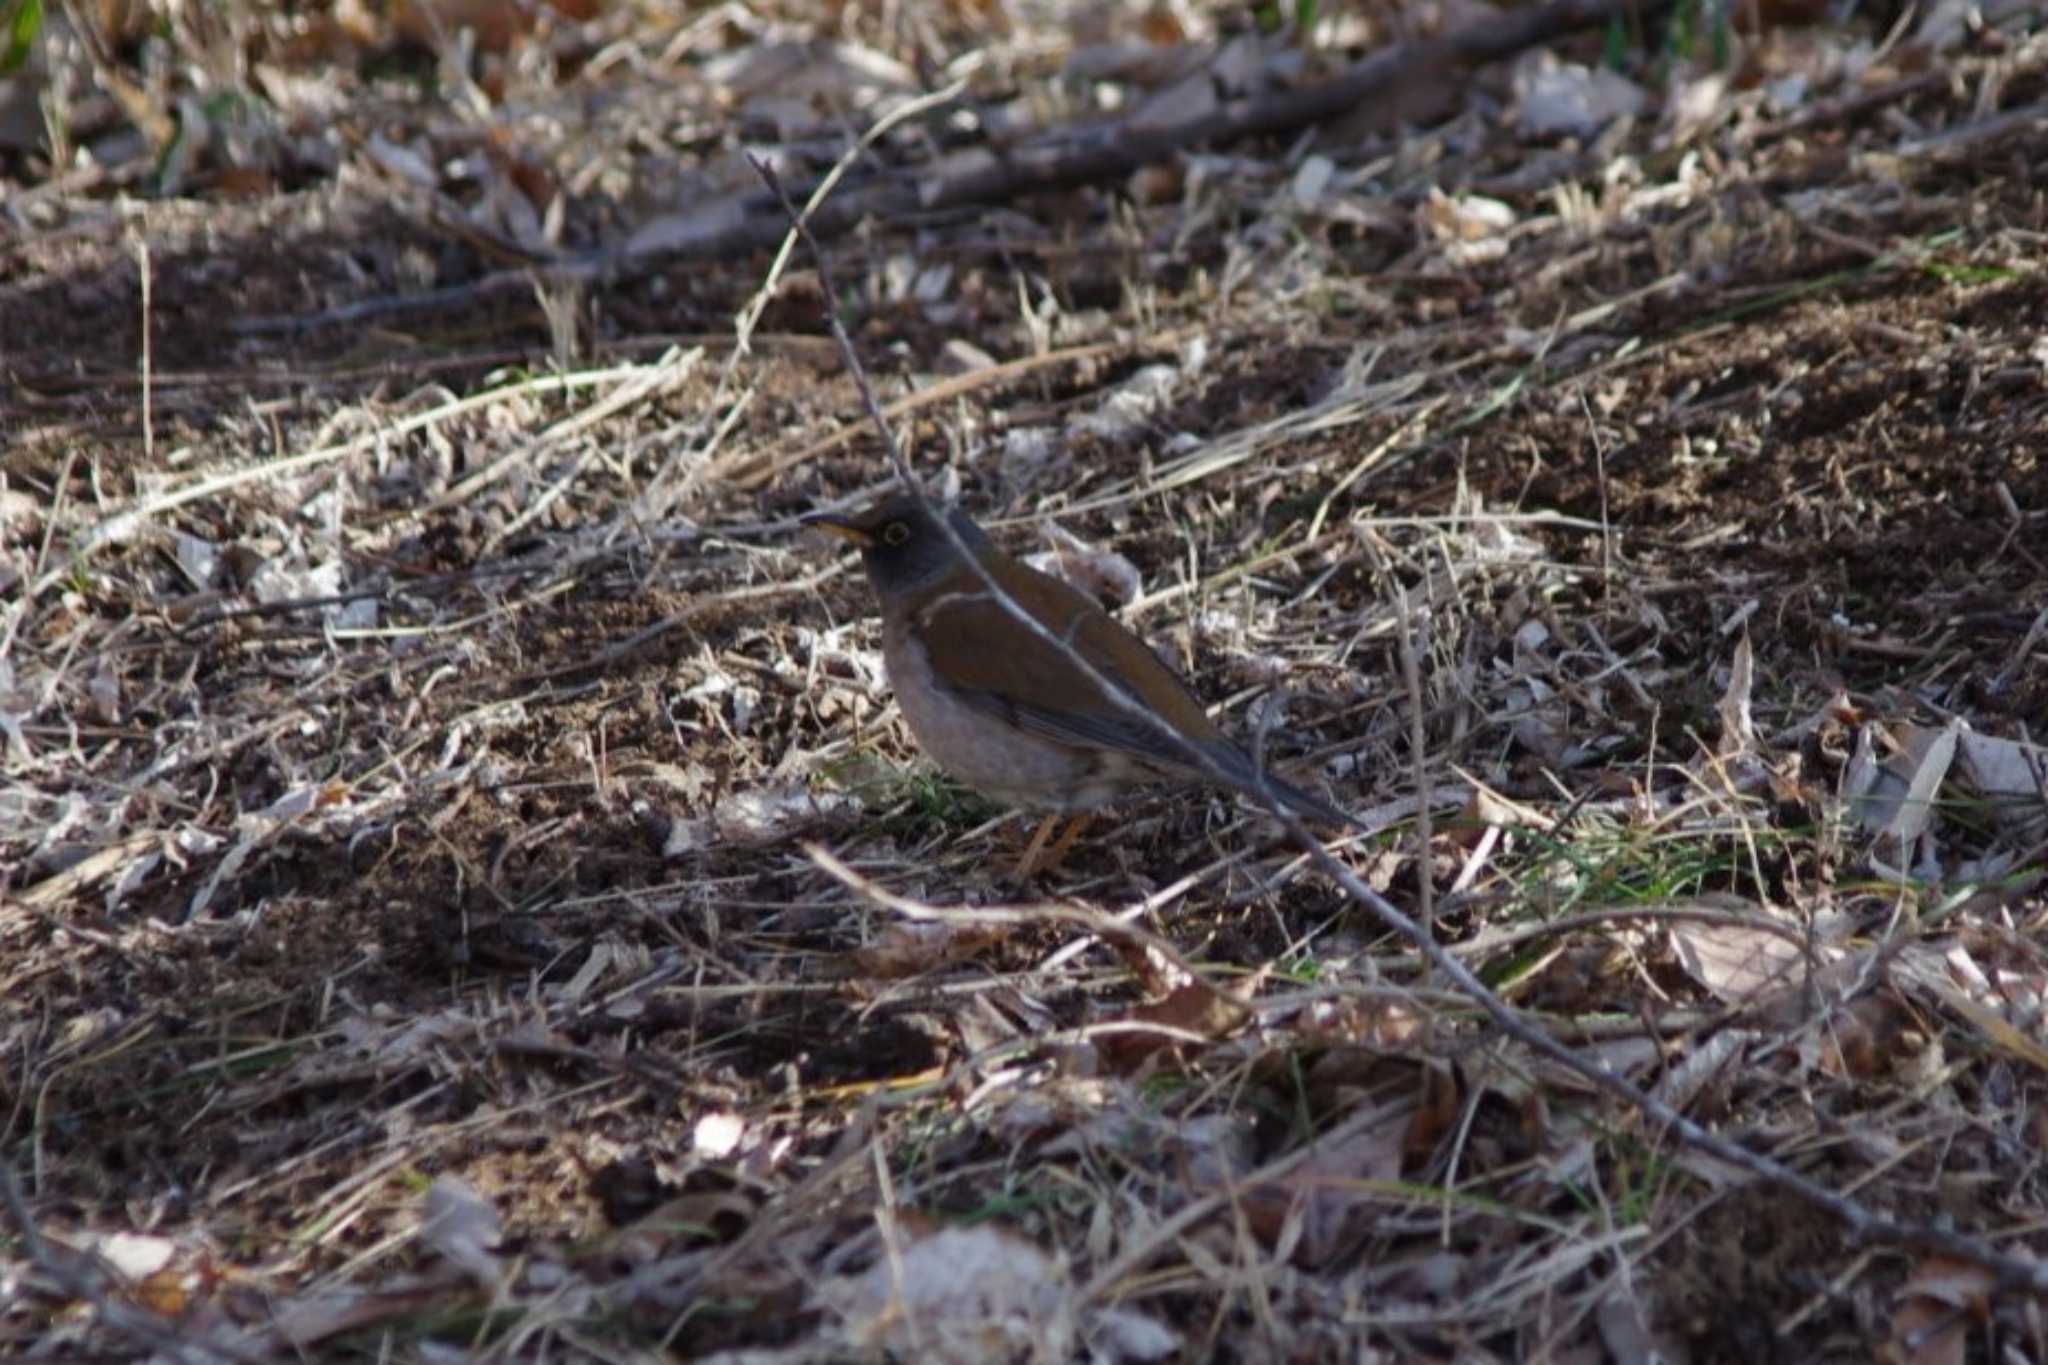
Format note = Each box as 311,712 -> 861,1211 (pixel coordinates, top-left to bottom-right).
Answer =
419,1175 -> 504,1287
1236,1106 -> 1410,1265
1879,1256 -> 1994,1365
815,1225 -> 1090,1363
850,921 -> 1010,978
1669,911 -> 1812,1004
1098,976 -> 1257,1071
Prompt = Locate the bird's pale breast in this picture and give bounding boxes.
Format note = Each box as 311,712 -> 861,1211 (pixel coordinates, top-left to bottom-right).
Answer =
883,618 -> 1135,811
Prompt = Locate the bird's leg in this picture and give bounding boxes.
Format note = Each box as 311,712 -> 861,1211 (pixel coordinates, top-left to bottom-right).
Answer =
1042,813 -> 1091,871
1012,812 -> 1090,880
1011,813 -> 1061,881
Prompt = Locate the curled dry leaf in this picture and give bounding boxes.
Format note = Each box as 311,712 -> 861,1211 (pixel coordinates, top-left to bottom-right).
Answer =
1462,779 -> 1551,839
1951,730 -> 2048,835
1715,635 -> 1756,757
1852,721 -> 1960,848
1651,1028 -> 1749,1118
850,921 -> 1009,978
1669,913 -> 1814,1005
1512,52 -> 1648,138
1420,185 -> 1515,243
1103,932 -> 1193,997
1663,70 -> 1733,146
1880,1256 -> 1994,1365
1072,363 -> 1181,441
693,1110 -> 745,1159
419,1175 -> 504,1287
1098,981 -> 1254,1072
815,1225 -> 1097,1364
46,1230 -> 183,1308
1810,993 -> 1919,1080
1023,522 -> 1143,608
1236,1106 -> 1410,1265
661,786 -> 858,857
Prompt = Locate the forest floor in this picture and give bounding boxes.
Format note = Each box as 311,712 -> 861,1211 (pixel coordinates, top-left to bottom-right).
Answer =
4,1 -> 2047,1360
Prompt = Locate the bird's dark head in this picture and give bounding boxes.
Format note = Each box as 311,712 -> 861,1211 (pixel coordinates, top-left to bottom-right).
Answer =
804,495 -> 990,595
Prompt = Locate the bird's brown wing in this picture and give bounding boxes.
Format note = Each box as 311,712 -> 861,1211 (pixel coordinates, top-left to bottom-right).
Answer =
909,556 -> 1361,826
909,557 -> 1225,769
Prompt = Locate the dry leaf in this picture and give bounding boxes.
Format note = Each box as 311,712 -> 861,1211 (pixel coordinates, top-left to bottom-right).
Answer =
1513,52 -> 1647,138
1812,994 -> 1915,1079
392,0 -> 536,55
1238,1109 -> 1409,1265
1420,186 -> 1515,243
1853,721 -> 1959,847
1596,1289 -> 1690,1365
1403,1060 -> 1461,1159
1670,916 -> 1808,1003
815,1225 -> 1073,1362
693,1111 -> 745,1158
1462,780 -> 1550,835
419,1176 -> 504,1287
1024,523 -> 1143,607
851,921 -> 1008,978
1715,635 -> 1756,757
1879,1257 -> 1993,1365
1099,980 -> 1254,1070
1931,986 -> 2048,1075
1952,730 -> 2048,834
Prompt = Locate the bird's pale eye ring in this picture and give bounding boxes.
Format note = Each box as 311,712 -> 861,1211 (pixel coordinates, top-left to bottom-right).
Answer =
882,521 -> 911,546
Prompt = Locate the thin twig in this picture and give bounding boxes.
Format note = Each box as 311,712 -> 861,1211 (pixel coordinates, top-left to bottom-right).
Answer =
136,235 -> 153,464
1395,579 -> 1434,943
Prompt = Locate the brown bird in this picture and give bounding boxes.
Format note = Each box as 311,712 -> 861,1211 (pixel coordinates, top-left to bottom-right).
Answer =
807,495 -> 1355,874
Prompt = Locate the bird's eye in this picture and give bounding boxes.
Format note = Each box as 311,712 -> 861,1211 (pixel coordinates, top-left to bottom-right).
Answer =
881,521 -> 911,546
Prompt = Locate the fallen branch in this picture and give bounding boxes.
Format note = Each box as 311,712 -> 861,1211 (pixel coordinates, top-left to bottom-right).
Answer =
236,0 -> 1674,335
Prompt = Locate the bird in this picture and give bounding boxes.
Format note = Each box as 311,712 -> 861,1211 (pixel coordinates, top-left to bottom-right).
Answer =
806,493 -> 1357,876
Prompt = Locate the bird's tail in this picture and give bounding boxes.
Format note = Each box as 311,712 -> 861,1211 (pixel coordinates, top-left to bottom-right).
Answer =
1198,741 -> 1365,832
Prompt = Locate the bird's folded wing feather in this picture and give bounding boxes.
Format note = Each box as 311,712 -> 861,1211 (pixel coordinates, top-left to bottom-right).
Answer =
911,565 -> 1361,826
912,567 -> 1221,767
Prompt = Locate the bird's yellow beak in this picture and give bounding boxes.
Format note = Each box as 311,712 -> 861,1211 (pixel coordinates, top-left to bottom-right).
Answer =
803,513 -> 875,549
